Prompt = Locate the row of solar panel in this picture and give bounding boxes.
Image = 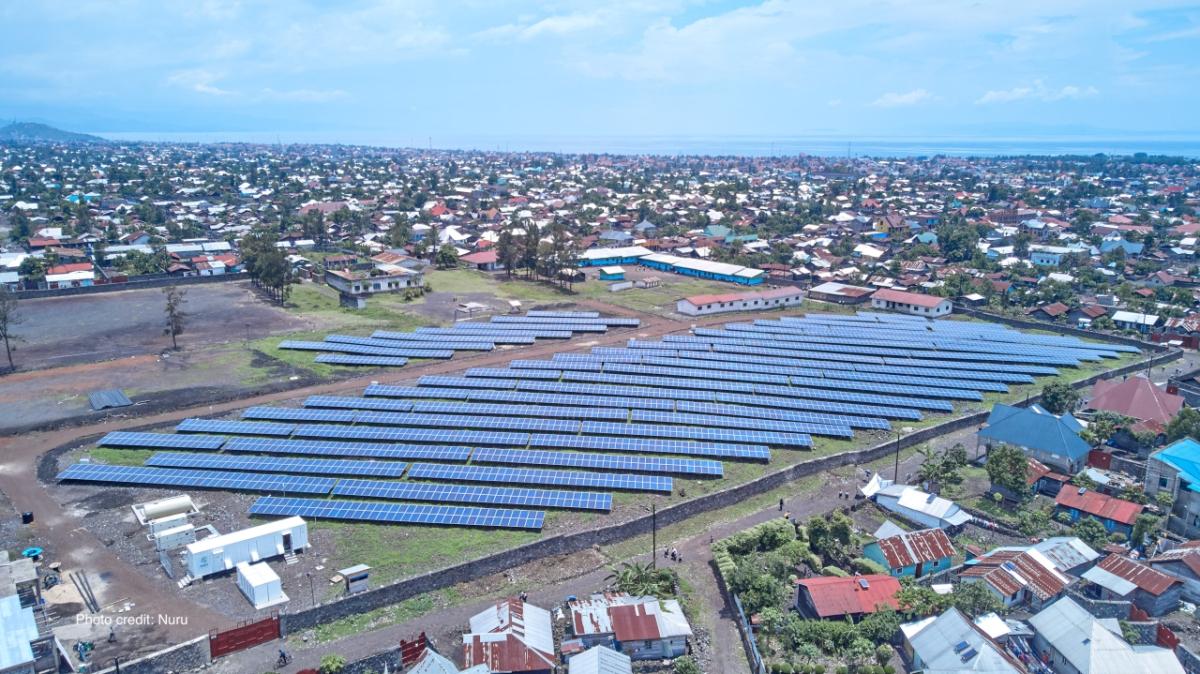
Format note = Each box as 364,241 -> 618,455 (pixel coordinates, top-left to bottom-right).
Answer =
326,335 -> 495,351
316,354 -> 410,367
279,340 -> 455,359
490,315 -> 640,327
250,496 -> 545,530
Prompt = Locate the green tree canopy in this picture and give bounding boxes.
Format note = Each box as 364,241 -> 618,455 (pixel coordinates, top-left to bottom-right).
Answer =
1040,381 -> 1080,415
985,444 -> 1029,497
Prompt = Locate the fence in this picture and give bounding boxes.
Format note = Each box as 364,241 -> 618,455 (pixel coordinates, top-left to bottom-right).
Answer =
208,613 -> 281,659
13,271 -> 249,299
731,593 -> 767,674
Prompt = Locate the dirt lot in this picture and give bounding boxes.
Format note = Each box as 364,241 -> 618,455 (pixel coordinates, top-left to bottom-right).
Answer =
10,282 -> 311,370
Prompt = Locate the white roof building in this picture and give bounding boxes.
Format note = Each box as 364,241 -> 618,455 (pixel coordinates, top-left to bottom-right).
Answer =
902,608 -> 1022,674
568,646 -> 632,674
1028,597 -> 1184,674
874,484 -> 972,529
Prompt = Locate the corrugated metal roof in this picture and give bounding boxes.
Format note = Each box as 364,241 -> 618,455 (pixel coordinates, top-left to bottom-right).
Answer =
1056,488 -> 1143,526
795,574 -> 901,618
0,595 -> 37,671
89,388 -> 133,410
1088,554 -> 1180,596
873,528 -> 956,568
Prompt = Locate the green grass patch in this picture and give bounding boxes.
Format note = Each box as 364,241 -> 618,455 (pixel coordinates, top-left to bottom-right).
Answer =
311,591 -> 442,644
86,448 -> 154,466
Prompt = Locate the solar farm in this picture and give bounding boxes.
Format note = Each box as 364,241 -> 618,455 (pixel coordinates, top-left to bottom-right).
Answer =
279,310 -> 641,367
57,312 -> 1140,533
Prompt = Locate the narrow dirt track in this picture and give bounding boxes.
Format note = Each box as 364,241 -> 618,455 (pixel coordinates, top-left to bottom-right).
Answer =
0,302 -> 801,642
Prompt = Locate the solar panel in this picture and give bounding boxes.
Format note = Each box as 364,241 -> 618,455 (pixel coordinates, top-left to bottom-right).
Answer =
222,437 -> 472,461
418,375 -> 517,390
715,392 -> 923,421
370,330 -> 529,343
291,424 -> 530,446
628,409 -> 853,438
465,368 -> 561,380
675,401 -> 890,430
325,335 -> 494,351
315,354 -> 410,367
528,433 -> 771,460
243,407 -> 358,423
279,340 -> 455,359
248,496 -> 545,530
56,463 -> 334,494
471,447 -> 724,477
332,478 -> 612,511
407,462 -> 672,492
177,418 -> 296,436
406,401 -> 628,421
580,421 -> 813,448
366,386 -> 675,411
526,310 -> 600,318
144,452 -> 409,478
304,395 -> 414,412
98,431 -> 225,450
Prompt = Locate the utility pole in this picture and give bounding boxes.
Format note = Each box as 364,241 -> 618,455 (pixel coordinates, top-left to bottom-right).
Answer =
307,572 -> 315,606
651,504 -> 657,570
893,430 -> 902,482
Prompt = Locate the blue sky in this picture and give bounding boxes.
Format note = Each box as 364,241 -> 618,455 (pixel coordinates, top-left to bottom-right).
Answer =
2,0 -> 1200,141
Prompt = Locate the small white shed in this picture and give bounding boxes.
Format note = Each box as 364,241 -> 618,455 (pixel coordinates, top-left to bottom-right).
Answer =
183,516 -> 308,579
236,562 -> 288,609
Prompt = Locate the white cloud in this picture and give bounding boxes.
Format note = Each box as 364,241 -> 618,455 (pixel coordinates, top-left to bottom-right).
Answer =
871,89 -> 931,108
259,88 -> 347,103
166,69 -> 234,96
976,80 -> 1098,104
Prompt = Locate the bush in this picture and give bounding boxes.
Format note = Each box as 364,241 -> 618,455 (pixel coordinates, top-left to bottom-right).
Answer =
674,656 -> 701,674
883,667 -> 895,674
821,565 -> 849,577
814,666 -> 826,674
836,667 -> 848,674
876,644 -> 892,666
771,664 -> 792,674
852,558 -> 888,575
319,655 -> 346,674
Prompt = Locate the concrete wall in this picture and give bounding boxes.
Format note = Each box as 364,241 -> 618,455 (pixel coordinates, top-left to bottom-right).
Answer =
955,307 -> 1167,352
13,272 -> 249,299
89,636 -> 209,674
1065,590 -> 1132,620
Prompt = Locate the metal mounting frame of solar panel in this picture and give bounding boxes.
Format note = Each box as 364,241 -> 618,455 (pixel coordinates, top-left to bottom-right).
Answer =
279,340 -> 455,359
304,396 -> 415,412
526,310 -> 600,318
325,335 -> 495,351
315,354 -> 410,367
222,437 -> 473,461
332,478 -> 612,511
291,424 -> 531,446
56,463 -> 334,494
528,433 -> 770,460
406,462 -> 672,492
177,418 -> 296,436
144,452 -> 409,478
629,409 -> 853,437
470,447 -> 724,477
98,431 -> 226,450
675,401 -> 890,430
249,496 -> 546,529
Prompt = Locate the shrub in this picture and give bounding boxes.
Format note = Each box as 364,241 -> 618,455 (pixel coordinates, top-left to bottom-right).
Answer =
319,655 -> 346,674
814,666 -> 826,674
876,644 -> 892,666
674,656 -> 701,674
836,667 -> 848,674
821,565 -> 849,577
852,558 -> 888,575
883,667 -> 895,674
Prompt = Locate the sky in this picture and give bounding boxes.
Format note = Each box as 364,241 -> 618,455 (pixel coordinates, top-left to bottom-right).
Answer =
2,0 -> 1200,143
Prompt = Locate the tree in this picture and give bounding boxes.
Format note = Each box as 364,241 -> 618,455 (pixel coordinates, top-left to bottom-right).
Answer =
1167,408 -> 1200,443
318,654 -> 346,674
496,224 -> 519,278
1071,517 -> 1109,549
435,243 -> 459,269
951,581 -> 1002,617
1040,381 -> 1080,415
896,580 -> 950,617
163,286 -> 187,350
0,286 -> 20,370
673,656 -> 701,674
985,444 -> 1029,498
606,561 -> 673,597
1129,514 -> 1161,550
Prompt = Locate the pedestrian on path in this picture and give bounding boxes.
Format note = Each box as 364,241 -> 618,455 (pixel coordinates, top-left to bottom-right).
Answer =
779,498 -> 784,511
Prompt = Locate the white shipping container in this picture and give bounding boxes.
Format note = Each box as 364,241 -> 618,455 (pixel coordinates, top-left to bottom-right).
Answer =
154,524 -> 196,551
184,517 -> 308,579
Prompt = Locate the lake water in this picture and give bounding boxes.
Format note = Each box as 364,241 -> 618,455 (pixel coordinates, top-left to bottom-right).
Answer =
91,131 -> 1200,159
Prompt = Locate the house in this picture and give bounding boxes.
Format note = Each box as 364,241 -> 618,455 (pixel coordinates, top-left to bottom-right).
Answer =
1084,375 -> 1183,437
675,286 -> 805,316
1054,487 -> 1143,536
977,403 -> 1090,474
598,266 -> 625,281
1111,310 -> 1160,333
324,265 -> 423,296
577,246 -> 652,267
407,648 -> 488,674
567,646 -> 631,674
1030,301 -> 1070,320
959,547 -> 1074,609
994,457 -> 1070,502
1080,554 -> 1182,616
463,598 -> 555,674
1031,250 -> 1065,266
565,594 -> 692,660
873,484 -> 972,530
863,528 -> 956,578
899,608 -> 1024,674
794,575 -> 901,620
1027,597 -> 1184,674
460,249 -> 501,271
806,281 -> 874,304
1148,543 -> 1200,602
869,288 -> 953,317
0,595 -> 57,674
1144,438 -> 1200,539
43,261 -> 95,289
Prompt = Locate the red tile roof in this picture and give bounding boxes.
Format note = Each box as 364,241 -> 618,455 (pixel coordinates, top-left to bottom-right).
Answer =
460,250 -> 498,265
1096,554 -> 1181,596
870,288 -> 948,309
1088,375 -> 1183,429
873,529 -> 955,568
794,575 -> 900,618
46,262 -> 94,275
1056,488 -> 1143,526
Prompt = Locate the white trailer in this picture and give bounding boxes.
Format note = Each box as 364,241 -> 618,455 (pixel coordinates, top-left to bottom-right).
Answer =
183,517 -> 308,579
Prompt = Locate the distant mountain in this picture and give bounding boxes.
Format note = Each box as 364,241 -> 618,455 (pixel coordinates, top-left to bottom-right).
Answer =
0,122 -> 105,143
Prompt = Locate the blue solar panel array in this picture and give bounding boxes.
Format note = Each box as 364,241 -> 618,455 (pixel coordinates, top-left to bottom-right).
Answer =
407,462 -> 672,493
222,437 -> 472,461
332,478 -> 612,511
249,496 -> 545,530
57,464 -> 334,494
98,431 -> 225,450
144,452 -> 408,477
470,447 -> 723,477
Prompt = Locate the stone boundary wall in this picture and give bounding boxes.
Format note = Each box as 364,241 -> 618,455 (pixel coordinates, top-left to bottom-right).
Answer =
89,636 -> 210,674
13,271 -> 250,299
955,307 -> 1167,352
1066,590 -> 1132,619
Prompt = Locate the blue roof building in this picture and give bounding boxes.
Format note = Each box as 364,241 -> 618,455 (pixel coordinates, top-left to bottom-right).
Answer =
1100,239 -> 1145,257
978,403 -> 1091,474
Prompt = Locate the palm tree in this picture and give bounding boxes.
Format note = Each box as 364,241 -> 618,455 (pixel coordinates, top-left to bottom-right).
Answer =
605,561 -> 670,597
